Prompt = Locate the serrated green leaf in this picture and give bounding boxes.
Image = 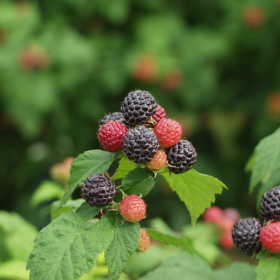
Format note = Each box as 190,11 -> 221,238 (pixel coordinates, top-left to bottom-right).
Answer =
27,212 -> 113,280
113,158 -> 137,181
121,168 -> 156,197
59,150 -> 119,209
30,181 -> 64,207
139,251 -> 212,280
145,228 -> 192,253
162,170 -> 227,226
0,260 -> 29,280
256,251 -> 280,280
51,199 -> 85,220
75,201 -> 100,220
103,212 -> 140,280
250,128 -> 280,192
212,262 -> 257,280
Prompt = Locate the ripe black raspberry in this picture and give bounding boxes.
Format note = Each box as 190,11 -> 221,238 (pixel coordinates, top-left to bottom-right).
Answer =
99,112 -> 130,128
81,174 -> 116,207
121,90 -> 157,124
232,218 -> 263,256
165,140 -> 197,174
260,185 -> 280,220
123,126 -> 159,164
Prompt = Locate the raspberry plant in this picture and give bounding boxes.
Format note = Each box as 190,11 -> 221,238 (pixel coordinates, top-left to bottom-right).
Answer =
26,89 -> 228,280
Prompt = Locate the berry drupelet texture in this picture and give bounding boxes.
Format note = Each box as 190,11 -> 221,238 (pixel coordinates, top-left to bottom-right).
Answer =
81,173 -> 116,207
98,120 -> 127,152
99,112 -> 130,128
260,185 -> 280,221
120,195 -> 146,223
121,90 -> 157,124
123,126 -> 159,164
165,140 -> 197,174
154,118 -> 182,147
260,222 -> 280,254
152,105 -> 166,123
232,218 -> 263,256
146,150 -> 167,171
138,229 -> 150,252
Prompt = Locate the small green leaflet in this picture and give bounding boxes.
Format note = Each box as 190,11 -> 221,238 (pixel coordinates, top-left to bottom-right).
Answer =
75,201 -> 100,220
162,169 -> 227,226
256,251 -> 280,280
103,212 -> 140,280
145,228 -> 192,253
112,158 -> 137,181
121,168 -> 156,197
59,150 -> 119,208
51,199 -> 84,220
250,127 -> 280,192
139,251 -> 212,280
27,212 -> 113,280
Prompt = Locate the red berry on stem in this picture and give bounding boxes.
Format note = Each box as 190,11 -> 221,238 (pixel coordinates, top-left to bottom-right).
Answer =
138,229 -> 150,252
154,118 -> 182,148
146,150 -> 167,171
98,120 -> 127,152
152,105 -> 166,123
218,216 -> 235,232
202,206 -> 223,224
120,195 -> 146,223
260,222 -> 280,254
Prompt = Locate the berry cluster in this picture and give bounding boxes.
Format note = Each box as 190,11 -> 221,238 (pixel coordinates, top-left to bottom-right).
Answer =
203,206 -> 240,249
98,89 -> 197,174
232,185 -> 280,256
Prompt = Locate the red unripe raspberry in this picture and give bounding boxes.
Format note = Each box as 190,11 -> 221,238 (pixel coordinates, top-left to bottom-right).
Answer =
154,119 -> 182,148
138,229 -> 150,252
202,206 -> 223,224
220,232 -> 235,249
223,208 -> 240,223
120,195 -> 146,223
146,150 -> 167,171
218,216 -> 235,232
152,105 -> 166,123
260,222 -> 280,254
98,121 -> 127,152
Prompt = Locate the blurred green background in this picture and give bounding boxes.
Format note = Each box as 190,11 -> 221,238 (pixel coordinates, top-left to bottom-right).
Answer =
1,0 -> 280,274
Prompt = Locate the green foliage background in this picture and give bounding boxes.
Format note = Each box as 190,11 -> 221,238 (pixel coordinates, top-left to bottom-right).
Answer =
1,0 -> 280,241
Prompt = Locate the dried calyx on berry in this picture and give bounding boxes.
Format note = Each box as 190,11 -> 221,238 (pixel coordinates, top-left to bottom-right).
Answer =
123,126 -> 159,164
260,185 -> 280,221
232,218 -> 263,256
81,173 -> 116,207
165,140 -> 197,174
121,90 -> 157,124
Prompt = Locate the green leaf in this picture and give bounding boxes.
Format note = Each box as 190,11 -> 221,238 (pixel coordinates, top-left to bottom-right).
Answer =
30,181 -> 64,207
256,251 -> 280,280
103,212 -> 140,280
59,150 -> 119,208
162,170 -> 227,226
27,212 -> 113,280
51,199 -> 84,220
138,251 -> 212,280
75,201 -> 100,220
212,262 -> 257,280
0,260 -> 29,280
113,158 -> 137,181
121,168 -> 156,197
245,152 -> 256,173
250,128 -> 280,192
0,211 -> 38,262
145,228 -> 192,253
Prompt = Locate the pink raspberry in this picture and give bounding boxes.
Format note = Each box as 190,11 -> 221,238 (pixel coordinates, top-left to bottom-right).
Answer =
154,118 -> 182,148
218,216 -> 235,232
152,105 -> 166,123
120,195 -> 146,223
98,120 -> 127,152
146,150 -> 167,170
220,232 -> 235,249
202,206 -> 223,224
138,229 -> 150,252
223,208 -> 240,223
260,222 -> 280,254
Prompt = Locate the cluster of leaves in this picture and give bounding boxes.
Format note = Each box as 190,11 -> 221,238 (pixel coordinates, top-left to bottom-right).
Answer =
27,149 -> 226,280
